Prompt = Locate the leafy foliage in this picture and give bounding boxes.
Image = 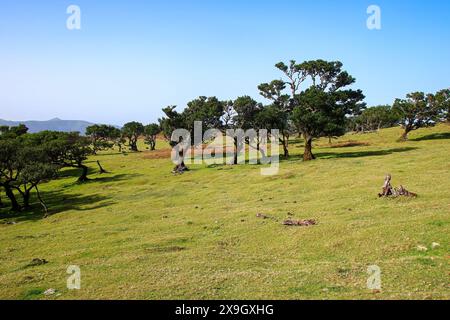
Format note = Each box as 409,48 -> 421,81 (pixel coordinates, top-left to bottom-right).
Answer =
122,122 -> 144,151
349,105 -> 400,133
434,88 -> 450,122
143,123 -> 161,150
392,91 -> 442,140
86,124 -> 121,153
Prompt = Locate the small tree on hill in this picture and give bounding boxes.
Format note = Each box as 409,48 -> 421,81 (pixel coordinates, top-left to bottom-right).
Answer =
13,144 -> 57,209
85,124 -> 120,153
434,88 -> 450,123
143,123 -> 161,151
351,105 -> 399,133
392,91 -> 441,141
159,97 -> 226,172
291,60 -> 365,160
183,96 -> 225,133
159,106 -> 190,172
0,125 -> 33,211
0,139 -> 22,211
27,131 -> 93,182
0,135 -> 58,211
122,122 -> 144,152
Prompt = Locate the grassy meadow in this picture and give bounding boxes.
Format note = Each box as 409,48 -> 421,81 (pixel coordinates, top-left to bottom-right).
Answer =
0,125 -> 449,300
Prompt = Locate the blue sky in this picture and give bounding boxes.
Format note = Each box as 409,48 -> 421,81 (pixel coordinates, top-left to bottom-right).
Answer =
0,0 -> 449,125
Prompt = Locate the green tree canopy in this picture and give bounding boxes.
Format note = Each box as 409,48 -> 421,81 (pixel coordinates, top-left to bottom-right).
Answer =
281,60 -> 366,160
86,124 -> 121,153
392,91 -> 441,140
0,124 -> 29,140
143,123 -> 161,151
350,105 -> 399,133
434,88 -> 450,122
0,135 -> 58,212
25,131 -> 93,182
122,122 -> 144,152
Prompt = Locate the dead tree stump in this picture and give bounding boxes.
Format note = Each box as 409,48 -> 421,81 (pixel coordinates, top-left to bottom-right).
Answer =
378,174 -> 417,198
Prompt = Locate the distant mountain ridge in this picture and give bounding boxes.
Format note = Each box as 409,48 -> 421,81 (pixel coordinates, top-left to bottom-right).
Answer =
0,118 -> 118,134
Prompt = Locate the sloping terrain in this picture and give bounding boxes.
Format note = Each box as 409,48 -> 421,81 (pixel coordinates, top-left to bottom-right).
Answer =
0,125 -> 449,299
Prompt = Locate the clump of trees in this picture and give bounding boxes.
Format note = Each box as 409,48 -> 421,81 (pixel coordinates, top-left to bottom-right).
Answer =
86,122 -> 161,153
349,105 -> 400,133
347,88 -> 449,138
393,90 -> 447,141
436,89 -> 450,122
28,131 -> 94,182
0,126 -> 94,212
85,124 -> 121,153
1,60 -> 447,211
159,59 -> 366,163
158,60 -> 449,166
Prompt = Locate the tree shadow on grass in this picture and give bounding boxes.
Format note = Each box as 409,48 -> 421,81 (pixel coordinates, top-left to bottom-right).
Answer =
289,137 -> 304,145
411,132 -> 450,141
58,165 -> 142,182
58,166 -> 95,179
314,147 -> 418,159
282,147 -> 418,162
83,173 -> 143,184
0,173 -> 144,223
0,189 -> 115,223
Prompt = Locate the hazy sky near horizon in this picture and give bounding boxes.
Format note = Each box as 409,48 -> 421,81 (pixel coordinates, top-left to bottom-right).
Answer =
0,0 -> 449,125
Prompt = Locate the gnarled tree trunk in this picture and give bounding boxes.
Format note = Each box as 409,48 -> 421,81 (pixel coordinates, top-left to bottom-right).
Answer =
150,139 -> 156,151
280,136 -> 289,158
399,126 -> 412,141
129,136 -> 139,152
77,164 -> 89,182
23,190 -> 31,208
3,184 -> 21,212
130,142 -> 138,152
303,136 -> 315,161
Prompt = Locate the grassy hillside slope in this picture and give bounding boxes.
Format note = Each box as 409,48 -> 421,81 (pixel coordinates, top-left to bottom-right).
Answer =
0,125 -> 449,300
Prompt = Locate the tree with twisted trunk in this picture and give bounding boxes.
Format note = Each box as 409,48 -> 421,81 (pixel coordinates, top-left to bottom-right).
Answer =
159,97 -> 226,172
85,124 -> 121,153
259,59 -> 364,161
0,134 -> 58,211
143,123 -> 161,151
26,131 -> 93,183
0,128 -> 29,211
290,60 -> 365,160
392,91 -> 442,141
122,122 -> 144,152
